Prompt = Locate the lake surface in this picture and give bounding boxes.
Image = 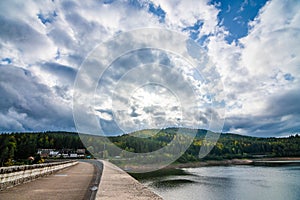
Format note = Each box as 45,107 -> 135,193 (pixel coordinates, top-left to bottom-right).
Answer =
133,165 -> 300,200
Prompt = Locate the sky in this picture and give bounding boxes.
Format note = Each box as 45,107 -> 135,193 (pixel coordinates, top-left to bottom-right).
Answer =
0,0 -> 299,137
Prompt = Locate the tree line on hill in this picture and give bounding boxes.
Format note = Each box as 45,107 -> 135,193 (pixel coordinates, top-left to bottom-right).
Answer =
108,128 -> 300,163
0,132 -> 85,166
0,128 -> 299,166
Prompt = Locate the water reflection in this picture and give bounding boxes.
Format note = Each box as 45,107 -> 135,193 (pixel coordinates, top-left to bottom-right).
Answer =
134,166 -> 300,200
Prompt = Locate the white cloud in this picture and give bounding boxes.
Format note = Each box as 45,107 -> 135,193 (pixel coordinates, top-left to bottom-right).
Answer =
0,0 -> 298,137
0,65 -> 74,132
88,46 -> 221,134
151,0 -> 220,36
241,0 -> 300,80
207,0 -> 300,136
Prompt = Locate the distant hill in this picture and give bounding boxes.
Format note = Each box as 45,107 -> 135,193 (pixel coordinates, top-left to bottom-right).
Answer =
110,127 -> 300,162
1,128 -> 299,166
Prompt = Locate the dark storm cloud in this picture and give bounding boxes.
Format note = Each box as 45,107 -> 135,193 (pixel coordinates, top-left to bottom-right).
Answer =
41,62 -> 77,83
198,115 -> 208,124
129,106 -> 141,117
0,65 -> 75,132
266,89 -> 300,117
0,16 -> 55,61
0,17 -> 44,46
223,115 -> 299,137
224,90 -> 300,137
99,118 -> 123,135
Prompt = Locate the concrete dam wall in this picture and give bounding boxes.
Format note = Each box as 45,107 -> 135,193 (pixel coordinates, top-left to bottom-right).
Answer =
0,160 -> 78,190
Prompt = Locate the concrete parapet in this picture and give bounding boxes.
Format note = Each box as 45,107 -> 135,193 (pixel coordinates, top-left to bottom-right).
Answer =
96,160 -> 162,200
0,160 -> 78,190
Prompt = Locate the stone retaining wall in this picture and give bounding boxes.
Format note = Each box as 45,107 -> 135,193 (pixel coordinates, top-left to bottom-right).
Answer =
0,160 -> 78,190
97,160 -> 163,200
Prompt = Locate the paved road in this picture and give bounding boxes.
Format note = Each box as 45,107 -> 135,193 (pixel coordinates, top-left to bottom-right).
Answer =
0,161 -> 99,200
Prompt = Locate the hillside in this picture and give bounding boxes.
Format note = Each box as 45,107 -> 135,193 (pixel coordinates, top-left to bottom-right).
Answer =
1,128 -> 299,166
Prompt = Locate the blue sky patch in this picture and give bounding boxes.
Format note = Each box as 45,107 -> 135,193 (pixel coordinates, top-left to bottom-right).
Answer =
1,58 -> 12,64
148,2 -> 166,23
182,20 -> 204,41
128,0 -> 144,9
284,73 -> 294,81
37,11 -> 57,25
103,0 -> 115,4
55,49 -> 61,60
210,0 -> 268,43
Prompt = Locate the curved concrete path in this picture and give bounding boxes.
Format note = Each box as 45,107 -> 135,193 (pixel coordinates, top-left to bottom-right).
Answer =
0,162 -> 95,200
0,160 -> 162,200
96,160 -> 162,200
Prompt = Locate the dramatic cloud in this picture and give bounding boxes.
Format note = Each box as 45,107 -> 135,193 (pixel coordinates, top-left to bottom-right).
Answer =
208,0 -> 300,136
0,65 -> 74,132
0,0 -> 299,137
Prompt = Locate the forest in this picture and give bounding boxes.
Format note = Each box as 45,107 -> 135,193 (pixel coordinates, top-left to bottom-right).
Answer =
1,128 -> 299,166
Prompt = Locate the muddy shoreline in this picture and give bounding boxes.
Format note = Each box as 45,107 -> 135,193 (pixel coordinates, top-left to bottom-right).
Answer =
165,157 -> 300,169
120,157 -> 300,172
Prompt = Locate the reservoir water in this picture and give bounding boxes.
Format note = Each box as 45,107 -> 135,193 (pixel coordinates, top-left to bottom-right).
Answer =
133,165 -> 300,200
